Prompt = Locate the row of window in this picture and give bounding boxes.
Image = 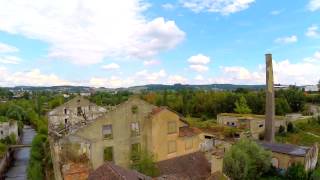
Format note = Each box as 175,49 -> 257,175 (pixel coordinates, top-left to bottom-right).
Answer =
102,121 -> 178,140
103,139 -> 194,162
102,122 -> 140,139
104,143 -> 141,162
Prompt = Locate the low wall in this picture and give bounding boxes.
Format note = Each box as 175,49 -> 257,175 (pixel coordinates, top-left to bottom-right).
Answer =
0,149 -> 13,179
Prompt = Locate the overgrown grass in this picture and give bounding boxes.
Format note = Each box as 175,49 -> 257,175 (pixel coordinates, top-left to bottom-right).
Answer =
185,116 -> 217,129
275,117 -> 320,146
0,142 -> 7,158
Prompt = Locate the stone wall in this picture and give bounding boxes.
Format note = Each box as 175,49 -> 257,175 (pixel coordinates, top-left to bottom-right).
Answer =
0,121 -> 18,141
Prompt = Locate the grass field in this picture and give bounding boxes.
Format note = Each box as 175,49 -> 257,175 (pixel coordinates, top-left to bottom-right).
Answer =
275,117 -> 320,146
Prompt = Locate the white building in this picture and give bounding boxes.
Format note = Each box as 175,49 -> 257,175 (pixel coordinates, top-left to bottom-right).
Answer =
304,85 -> 319,92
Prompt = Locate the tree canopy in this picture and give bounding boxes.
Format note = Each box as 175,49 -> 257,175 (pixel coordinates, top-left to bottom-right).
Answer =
223,139 -> 272,180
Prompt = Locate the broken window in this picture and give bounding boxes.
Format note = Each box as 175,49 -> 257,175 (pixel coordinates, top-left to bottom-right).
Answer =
259,124 -> 264,128
102,125 -> 113,139
168,140 -> 177,154
104,146 -> 113,161
131,122 -> 140,136
131,143 -> 141,161
168,121 -> 177,134
65,118 -> 68,124
64,108 -> 67,115
77,106 -> 82,116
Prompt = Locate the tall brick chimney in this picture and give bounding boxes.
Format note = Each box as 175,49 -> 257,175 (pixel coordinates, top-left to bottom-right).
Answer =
265,54 -> 275,142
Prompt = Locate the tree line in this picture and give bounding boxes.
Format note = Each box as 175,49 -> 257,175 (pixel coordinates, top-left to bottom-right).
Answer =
140,87 -> 306,118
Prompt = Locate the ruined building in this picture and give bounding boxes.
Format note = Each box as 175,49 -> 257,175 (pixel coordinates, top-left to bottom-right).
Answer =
48,96 -> 202,179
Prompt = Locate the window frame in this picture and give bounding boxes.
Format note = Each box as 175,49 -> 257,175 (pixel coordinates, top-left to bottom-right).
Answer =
167,121 -> 177,134
131,122 -> 140,137
104,146 -> 113,162
102,124 -> 113,139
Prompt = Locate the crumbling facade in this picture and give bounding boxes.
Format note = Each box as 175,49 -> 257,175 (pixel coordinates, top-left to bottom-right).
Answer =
48,96 -> 202,179
0,120 -> 18,141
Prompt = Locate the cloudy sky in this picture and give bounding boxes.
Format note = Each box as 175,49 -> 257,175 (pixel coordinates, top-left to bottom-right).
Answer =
0,0 -> 319,87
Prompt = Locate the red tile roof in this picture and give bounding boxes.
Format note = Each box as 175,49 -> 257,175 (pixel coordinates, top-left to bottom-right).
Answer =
156,152 -> 211,180
88,162 -> 151,180
179,126 -> 201,137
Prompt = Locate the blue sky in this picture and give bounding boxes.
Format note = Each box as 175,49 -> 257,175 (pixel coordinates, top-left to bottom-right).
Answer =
0,0 -> 319,87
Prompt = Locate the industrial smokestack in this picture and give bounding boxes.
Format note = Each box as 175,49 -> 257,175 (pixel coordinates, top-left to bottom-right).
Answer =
265,54 -> 275,142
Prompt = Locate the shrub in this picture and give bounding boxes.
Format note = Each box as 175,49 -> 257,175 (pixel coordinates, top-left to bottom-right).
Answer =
223,139 -> 272,180
278,125 -> 286,136
130,151 -> 159,177
287,122 -> 295,133
285,163 -> 307,180
310,168 -> 320,180
0,142 -> 7,158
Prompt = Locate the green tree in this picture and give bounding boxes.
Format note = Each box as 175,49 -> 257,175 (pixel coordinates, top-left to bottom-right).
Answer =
130,151 -> 159,177
234,96 -> 252,114
285,163 -> 307,180
6,104 -> 27,122
27,134 -> 48,180
223,139 -> 272,180
275,98 -> 291,115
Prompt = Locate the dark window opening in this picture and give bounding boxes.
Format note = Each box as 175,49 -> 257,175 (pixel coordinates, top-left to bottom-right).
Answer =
65,118 -> 68,124
77,106 -> 82,116
64,108 -> 67,114
104,146 -> 113,161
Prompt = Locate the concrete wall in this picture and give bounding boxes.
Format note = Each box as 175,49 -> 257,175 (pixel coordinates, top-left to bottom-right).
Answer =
149,109 -> 200,161
271,152 -> 305,170
0,121 -> 18,141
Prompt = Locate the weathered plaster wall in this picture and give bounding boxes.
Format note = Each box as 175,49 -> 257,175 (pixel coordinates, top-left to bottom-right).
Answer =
74,98 -> 155,169
150,109 -> 200,162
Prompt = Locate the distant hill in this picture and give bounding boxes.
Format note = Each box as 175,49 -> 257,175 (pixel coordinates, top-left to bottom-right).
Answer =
127,84 -> 265,92
3,84 -> 266,93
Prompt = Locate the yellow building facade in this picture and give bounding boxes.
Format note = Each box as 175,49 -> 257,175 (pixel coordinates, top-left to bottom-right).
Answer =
54,97 -> 201,171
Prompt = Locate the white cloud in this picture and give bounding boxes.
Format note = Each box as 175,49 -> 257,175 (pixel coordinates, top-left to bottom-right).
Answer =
162,3 -> 175,10
194,75 -> 204,81
143,59 -> 160,66
0,0 -> 185,65
181,0 -> 255,15
308,0 -> 320,11
211,51 -> 320,85
89,76 -> 134,88
0,67 -> 71,86
136,69 -> 167,83
187,54 -> 211,64
303,51 -> 320,63
101,63 -> 120,70
274,35 -> 298,44
306,25 -> 319,38
189,64 -> 209,72
0,42 -> 18,53
270,10 -> 283,15
0,55 -> 21,64
167,75 -> 187,84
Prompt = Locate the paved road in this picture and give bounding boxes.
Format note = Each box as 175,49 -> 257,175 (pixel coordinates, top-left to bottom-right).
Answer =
5,126 -> 35,180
